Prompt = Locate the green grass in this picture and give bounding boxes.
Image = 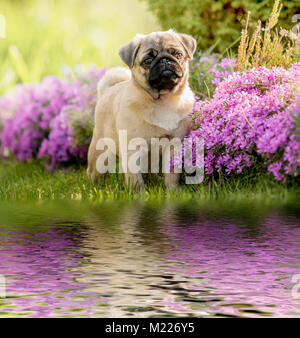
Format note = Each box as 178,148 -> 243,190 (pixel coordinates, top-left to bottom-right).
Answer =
0,0 -> 159,94
0,160 -> 298,203
0,1 -> 299,205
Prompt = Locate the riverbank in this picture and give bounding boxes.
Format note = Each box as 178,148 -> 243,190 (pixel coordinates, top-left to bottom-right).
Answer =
1,160 -> 298,202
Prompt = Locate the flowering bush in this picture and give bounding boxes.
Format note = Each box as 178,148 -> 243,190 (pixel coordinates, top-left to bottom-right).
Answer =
178,63 -> 300,181
1,59 -> 299,182
0,68 -> 106,168
189,53 -> 236,99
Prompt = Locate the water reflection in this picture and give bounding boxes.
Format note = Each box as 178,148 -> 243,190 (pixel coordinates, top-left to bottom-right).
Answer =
0,201 -> 299,317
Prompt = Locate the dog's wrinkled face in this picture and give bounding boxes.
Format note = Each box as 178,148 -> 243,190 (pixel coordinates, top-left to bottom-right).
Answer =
119,30 -> 196,99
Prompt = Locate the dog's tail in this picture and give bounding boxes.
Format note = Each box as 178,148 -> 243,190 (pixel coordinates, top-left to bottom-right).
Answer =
97,66 -> 131,98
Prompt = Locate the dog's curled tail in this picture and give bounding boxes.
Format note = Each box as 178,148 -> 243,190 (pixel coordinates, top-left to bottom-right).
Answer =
97,66 -> 131,98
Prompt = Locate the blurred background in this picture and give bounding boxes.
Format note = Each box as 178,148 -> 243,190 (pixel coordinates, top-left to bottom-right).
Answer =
0,0 -> 299,95
0,0 -> 159,94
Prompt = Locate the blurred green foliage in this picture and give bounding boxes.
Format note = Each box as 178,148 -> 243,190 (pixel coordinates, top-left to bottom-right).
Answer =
0,0 -> 159,94
142,0 -> 300,53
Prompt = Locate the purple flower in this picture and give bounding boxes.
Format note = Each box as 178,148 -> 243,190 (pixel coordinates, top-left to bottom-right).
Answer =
175,63 -> 300,181
0,67 -> 106,168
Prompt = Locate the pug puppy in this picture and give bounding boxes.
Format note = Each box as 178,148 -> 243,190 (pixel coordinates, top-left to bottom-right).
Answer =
87,30 -> 196,189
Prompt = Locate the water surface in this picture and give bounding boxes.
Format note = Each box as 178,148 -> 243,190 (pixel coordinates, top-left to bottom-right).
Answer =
0,200 -> 299,317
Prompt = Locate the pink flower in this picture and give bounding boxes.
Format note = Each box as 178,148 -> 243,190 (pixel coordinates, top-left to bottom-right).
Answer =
0,67 -> 106,168
175,63 -> 300,181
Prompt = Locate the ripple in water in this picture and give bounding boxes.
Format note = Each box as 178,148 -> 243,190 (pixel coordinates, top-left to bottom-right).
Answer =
0,201 -> 299,317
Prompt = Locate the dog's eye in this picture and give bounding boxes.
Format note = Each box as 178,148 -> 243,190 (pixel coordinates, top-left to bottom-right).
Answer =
174,52 -> 183,59
143,58 -> 153,66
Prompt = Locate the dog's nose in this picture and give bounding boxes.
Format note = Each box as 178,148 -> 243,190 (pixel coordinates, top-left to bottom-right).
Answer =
159,58 -> 172,66
157,58 -> 177,79
149,57 -> 179,91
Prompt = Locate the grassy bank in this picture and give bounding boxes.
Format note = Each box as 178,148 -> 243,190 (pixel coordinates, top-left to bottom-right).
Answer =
0,160 -> 298,203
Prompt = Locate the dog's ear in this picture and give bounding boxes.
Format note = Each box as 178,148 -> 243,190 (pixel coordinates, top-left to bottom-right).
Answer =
176,33 -> 197,59
119,34 -> 144,68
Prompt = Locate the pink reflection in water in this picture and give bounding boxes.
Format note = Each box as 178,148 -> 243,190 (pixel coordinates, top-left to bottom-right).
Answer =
0,227 -> 108,317
0,209 -> 299,318
159,213 -> 300,317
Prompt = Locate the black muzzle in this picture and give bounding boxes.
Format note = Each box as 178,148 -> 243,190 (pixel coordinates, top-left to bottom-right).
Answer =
148,57 -> 179,91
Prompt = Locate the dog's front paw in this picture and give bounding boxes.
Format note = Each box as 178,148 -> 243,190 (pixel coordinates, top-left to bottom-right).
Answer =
166,183 -> 180,191
87,167 -> 96,181
164,173 -> 180,191
125,173 -> 145,192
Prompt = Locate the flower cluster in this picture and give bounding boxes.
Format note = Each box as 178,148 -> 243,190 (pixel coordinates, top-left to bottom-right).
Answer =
0,68 -> 106,168
189,53 -> 236,99
207,57 -> 237,86
179,63 -> 300,181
